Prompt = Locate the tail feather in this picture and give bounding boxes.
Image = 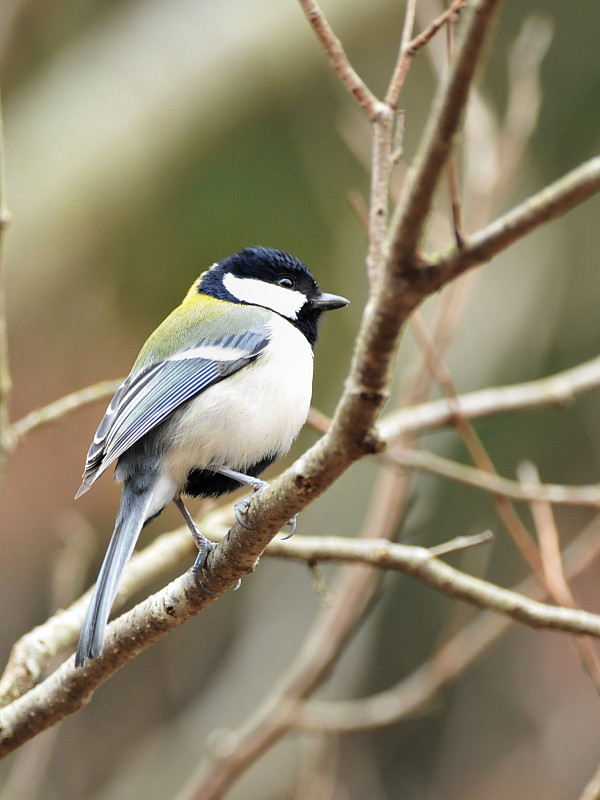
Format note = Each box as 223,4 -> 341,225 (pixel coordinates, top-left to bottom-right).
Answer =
75,484 -> 156,667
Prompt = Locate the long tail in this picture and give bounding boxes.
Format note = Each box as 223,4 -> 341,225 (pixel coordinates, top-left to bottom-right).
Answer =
75,482 -> 157,667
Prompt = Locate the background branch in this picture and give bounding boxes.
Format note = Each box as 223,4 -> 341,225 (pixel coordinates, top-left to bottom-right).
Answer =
3,1 -> 600,798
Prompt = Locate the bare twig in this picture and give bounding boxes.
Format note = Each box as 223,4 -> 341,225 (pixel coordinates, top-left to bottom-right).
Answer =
296,0 -> 381,119
295,513 -> 600,732
379,351 -> 600,441
410,311 -> 544,577
0,89 -> 11,488
383,0 -> 417,110
8,378 -> 122,447
388,0 -> 502,267
387,446 -> 600,509
424,155 -> 600,287
444,8 -> 464,246
519,461 -> 600,693
406,0 -> 469,59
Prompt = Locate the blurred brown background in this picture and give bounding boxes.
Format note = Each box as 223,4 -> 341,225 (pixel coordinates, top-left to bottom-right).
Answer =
2,1 -> 600,798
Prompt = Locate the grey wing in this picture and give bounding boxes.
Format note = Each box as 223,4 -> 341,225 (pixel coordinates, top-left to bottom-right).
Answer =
76,329 -> 270,496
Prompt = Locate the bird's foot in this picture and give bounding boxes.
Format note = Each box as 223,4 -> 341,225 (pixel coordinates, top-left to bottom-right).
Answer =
210,467 -> 298,537
234,494 -> 298,538
173,496 -> 216,595
191,538 -> 216,595
233,480 -> 269,529
281,514 -> 298,539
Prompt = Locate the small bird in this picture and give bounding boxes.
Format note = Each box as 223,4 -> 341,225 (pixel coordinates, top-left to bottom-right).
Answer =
74,247 -> 348,666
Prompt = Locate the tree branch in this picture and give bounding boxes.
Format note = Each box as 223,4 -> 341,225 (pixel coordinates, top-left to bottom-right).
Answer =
379,351 -> 600,441
387,447 -> 600,509
423,154 -> 600,287
8,379 -> 122,448
297,0 -> 382,119
7,524 -> 600,757
388,0 -> 502,267
294,513 -> 600,733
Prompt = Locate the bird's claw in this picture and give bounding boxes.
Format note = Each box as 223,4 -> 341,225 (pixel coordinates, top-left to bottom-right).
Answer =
281,514 -> 298,539
234,495 -> 253,529
191,539 -> 216,595
233,478 -> 268,529
234,493 -> 298,539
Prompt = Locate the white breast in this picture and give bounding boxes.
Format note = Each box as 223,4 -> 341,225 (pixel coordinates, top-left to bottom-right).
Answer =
162,314 -> 314,488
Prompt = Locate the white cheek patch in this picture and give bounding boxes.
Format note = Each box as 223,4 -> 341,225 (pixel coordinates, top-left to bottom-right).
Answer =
223,273 -> 306,319
168,344 -> 248,362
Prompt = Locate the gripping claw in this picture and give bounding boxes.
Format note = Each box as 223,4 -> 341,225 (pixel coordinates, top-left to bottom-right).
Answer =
234,495 -> 254,529
191,542 -> 216,595
281,514 -> 298,539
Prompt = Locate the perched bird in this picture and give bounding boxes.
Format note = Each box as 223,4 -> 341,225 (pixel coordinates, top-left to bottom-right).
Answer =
74,247 -> 348,666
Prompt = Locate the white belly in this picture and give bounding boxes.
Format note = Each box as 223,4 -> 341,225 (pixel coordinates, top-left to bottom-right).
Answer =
162,314 -> 314,488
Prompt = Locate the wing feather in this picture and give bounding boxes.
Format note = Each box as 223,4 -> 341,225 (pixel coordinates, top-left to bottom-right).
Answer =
76,328 -> 270,496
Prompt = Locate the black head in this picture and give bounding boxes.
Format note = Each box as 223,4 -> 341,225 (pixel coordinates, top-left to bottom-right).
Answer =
197,247 -> 348,347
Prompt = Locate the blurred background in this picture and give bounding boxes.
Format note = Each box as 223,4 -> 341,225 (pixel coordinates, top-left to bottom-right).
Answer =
1,0 -> 600,798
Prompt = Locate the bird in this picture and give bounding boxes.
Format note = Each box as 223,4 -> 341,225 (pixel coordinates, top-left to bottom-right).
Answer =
74,246 -> 348,666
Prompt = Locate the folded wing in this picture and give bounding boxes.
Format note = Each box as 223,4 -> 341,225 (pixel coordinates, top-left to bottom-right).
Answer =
76,328 -> 270,496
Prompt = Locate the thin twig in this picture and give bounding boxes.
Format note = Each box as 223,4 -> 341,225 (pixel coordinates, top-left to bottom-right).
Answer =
383,0 -> 417,109
410,311 -> 543,577
424,155 -> 600,288
296,0 -> 382,119
0,88 -> 11,488
518,460 -> 600,694
407,0 -> 469,57
388,446 -> 600,509
379,351 -> 600,442
444,6 -> 464,246
9,378 -> 122,446
294,513 -> 600,732
388,0 -> 502,268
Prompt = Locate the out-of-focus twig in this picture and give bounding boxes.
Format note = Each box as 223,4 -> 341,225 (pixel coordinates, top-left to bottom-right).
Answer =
519,460 -> 600,694
379,351 -> 600,443
410,311 -> 543,577
0,89 -> 11,490
294,512 -> 600,732
387,446 -> 600,509
424,155 -> 600,287
8,378 -> 122,448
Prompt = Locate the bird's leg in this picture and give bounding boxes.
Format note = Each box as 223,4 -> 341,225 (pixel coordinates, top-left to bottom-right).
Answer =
212,466 -> 297,536
173,496 -> 215,594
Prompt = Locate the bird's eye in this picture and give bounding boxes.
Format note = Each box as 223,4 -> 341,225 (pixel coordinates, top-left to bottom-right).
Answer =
277,276 -> 295,289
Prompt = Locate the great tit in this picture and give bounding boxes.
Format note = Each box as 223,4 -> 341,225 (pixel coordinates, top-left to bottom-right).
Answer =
74,246 -> 348,666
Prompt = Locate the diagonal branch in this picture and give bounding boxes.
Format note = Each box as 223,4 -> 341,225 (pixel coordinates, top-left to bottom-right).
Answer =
379,351 -> 600,441
296,0 -> 382,118
295,513 -> 600,733
423,154 -> 600,288
388,0 -> 502,268
6,526 -> 600,757
8,379 -> 122,447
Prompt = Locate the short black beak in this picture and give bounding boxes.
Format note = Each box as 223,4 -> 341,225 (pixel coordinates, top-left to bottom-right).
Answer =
311,292 -> 350,311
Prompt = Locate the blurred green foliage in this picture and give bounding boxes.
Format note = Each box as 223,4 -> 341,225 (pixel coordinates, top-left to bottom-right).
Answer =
1,1 -> 600,799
